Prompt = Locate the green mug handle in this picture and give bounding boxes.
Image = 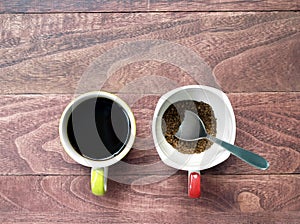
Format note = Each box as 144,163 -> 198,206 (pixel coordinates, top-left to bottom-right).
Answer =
91,167 -> 107,196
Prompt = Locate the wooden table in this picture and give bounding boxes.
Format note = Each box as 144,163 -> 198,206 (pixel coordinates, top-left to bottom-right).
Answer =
0,1 -> 299,223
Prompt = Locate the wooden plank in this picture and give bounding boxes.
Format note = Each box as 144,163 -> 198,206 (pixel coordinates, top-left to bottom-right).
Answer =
0,12 -> 299,94
0,0 -> 299,13
0,0 -> 148,13
0,175 -> 299,215
214,32 -> 300,92
1,212 -> 300,224
0,93 -> 299,175
149,0 -> 300,12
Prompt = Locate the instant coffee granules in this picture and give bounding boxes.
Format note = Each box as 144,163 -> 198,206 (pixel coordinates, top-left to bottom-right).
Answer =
162,100 -> 217,154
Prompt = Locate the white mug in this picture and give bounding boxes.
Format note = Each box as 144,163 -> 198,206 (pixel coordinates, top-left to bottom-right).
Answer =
59,91 -> 136,195
152,85 -> 236,198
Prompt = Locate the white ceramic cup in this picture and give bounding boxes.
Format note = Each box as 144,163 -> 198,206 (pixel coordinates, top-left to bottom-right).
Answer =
152,85 -> 236,198
59,91 -> 136,196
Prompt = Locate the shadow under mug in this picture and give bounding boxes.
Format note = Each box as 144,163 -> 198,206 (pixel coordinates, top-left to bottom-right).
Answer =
59,91 -> 136,196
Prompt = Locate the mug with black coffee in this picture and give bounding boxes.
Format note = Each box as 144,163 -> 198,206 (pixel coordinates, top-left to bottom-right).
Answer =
59,91 -> 136,195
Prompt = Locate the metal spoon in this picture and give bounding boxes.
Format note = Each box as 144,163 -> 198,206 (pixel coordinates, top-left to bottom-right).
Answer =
175,110 -> 269,170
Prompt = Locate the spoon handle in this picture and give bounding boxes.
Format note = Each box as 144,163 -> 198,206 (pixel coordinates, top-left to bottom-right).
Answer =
207,135 -> 269,170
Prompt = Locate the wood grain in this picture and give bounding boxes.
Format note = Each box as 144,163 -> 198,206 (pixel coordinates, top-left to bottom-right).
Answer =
0,0 -> 299,13
1,0 -> 299,222
149,0 -> 300,12
0,0 -> 147,13
1,212 -> 300,224
0,175 -> 299,222
1,169 -> 299,221
0,93 -> 298,175
214,32 -> 300,92
0,12 -> 299,94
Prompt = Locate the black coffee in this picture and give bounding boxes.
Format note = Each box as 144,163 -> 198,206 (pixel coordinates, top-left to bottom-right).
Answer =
67,97 -> 131,160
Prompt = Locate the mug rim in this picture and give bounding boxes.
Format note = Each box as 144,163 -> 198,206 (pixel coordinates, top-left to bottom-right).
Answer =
59,91 -> 136,168
152,85 -> 236,171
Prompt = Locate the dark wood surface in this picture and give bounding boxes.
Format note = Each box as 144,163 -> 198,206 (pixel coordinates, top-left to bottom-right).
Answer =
0,93 -> 299,176
0,1 -> 299,223
1,12 -> 300,93
0,0 -> 299,12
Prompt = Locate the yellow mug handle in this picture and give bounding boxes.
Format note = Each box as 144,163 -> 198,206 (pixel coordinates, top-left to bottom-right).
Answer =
91,167 -> 107,196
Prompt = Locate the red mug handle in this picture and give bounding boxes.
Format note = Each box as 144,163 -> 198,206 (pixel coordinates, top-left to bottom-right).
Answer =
188,171 -> 201,198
